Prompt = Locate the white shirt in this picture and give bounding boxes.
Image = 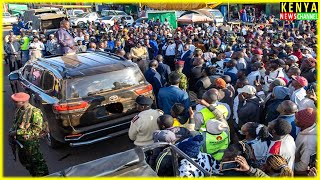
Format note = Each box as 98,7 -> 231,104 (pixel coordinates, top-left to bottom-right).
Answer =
247,70 -> 261,86
29,41 -> 45,51
189,44 -> 196,53
233,95 -> 239,124
291,88 -> 307,109
74,36 -> 84,42
162,43 -> 176,56
268,134 -> 296,170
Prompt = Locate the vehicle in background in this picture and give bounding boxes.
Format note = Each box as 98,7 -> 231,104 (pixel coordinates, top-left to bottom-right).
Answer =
69,12 -> 99,28
8,52 -> 155,148
206,9 -> 224,25
95,15 -> 134,27
100,10 -> 127,17
95,16 -> 117,27
67,9 -> 85,18
134,17 -> 148,26
3,12 -> 18,26
23,9 -> 66,31
7,4 -> 28,17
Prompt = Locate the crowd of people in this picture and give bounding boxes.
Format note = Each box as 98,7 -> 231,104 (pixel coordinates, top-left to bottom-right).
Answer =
4,11 -> 317,177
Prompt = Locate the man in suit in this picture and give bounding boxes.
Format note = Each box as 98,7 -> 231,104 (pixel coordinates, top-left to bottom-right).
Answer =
155,55 -> 171,86
144,60 -> 163,97
4,36 -> 22,72
158,72 -> 190,116
56,20 -> 76,55
181,44 -> 193,78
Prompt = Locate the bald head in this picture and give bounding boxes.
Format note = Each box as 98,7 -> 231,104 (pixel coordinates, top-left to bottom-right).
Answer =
277,100 -> 298,115
193,57 -> 205,66
155,55 -> 164,62
203,89 -> 218,104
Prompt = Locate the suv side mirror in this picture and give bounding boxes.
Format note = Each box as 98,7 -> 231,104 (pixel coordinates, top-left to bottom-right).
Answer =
8,72 -> 19,81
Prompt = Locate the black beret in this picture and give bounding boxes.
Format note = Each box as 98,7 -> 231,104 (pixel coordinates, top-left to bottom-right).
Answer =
136,95 -> 153,106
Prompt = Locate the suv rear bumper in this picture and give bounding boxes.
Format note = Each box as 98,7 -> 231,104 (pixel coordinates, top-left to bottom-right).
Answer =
62,113 -> 137,147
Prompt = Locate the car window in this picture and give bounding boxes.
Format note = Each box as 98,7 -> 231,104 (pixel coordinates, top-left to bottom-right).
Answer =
67,67 -> 145,98
30,67 -> 44,88
74,11 -> 83,15
41,71 -> 55,91
4,12 -> 11,16
211,10 -> 222,17
102,16 -> 112,20
125,16 -> 131,20
22,65 -> 33,81
76,13 -> 87,18
117,11 -> 127,15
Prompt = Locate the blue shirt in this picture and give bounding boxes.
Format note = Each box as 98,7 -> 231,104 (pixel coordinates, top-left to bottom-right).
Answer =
149,40 -> 159,57
278,114 -> 299,140
158,86 -> 190,116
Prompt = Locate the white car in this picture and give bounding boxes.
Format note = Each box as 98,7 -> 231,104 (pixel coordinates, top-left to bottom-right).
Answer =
3,12 -> 18,25
207,9 -> 224,25
100,10 -> 127,17
95,15 -> 134,27
67,9 -> 85,17
70,12 -> 99,27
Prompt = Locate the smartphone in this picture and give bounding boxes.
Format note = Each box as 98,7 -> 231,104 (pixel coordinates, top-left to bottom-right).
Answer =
220,161 -> 240,171
309,153 -> 316,168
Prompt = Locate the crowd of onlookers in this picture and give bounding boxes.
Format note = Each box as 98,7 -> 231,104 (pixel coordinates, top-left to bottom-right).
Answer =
3,12 -> 317,177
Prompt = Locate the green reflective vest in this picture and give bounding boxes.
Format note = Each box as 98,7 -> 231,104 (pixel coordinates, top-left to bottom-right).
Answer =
199,105 -> 228,132
20,36 -> 30,51
201,131 -> 230,161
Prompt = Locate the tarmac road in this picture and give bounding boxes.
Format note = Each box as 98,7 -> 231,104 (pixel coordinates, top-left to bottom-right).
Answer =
2,28 -> 135,176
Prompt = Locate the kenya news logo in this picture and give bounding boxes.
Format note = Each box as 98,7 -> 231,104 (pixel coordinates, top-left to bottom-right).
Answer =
280,2 -> 318,20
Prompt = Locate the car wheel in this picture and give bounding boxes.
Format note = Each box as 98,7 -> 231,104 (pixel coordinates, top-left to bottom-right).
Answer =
77,21 -> 85,28
45,132 -> 64,149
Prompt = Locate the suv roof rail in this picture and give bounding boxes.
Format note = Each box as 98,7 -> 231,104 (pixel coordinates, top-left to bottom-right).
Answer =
43,54 -> 64,58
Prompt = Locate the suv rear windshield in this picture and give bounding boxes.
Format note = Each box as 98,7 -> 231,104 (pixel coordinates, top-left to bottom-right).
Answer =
67,67 -> 145,98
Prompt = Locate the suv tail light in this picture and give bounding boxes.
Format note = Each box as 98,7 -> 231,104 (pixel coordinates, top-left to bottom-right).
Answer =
53,101 -> 88,112
134,84 -> 153,95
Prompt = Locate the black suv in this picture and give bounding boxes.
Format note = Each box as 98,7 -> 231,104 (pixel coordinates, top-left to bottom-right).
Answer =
8,52 -> 154,148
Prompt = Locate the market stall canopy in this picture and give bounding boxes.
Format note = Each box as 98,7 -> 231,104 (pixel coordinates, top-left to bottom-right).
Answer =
177,13 -> 214,23
180,9 -> 214,18
144,3 -> 219,10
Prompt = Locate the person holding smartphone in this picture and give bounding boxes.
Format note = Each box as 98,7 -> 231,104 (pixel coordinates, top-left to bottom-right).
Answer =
232,155 -> 293,177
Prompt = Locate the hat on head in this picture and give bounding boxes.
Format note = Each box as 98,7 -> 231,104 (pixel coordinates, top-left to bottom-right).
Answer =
11,92 -> 30,102
49,34 -> 55,37
32,30 -> 37,33
206,120 -> 229,135
237,85 -> 256,95
273,86 -> 290,99
224,58 -> 232,63
214,78 -> 227,89
295,108 -> 316,127
292,75 -> 308,87
177,135 -> 204,158
287,55 -> 298,62
153,130 -> 177,143
272,78 -> 287,86
175,60 -> 185,65
135,95 -> 153,106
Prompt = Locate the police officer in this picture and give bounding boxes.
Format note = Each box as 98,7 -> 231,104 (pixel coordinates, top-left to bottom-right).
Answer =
128,95 -> 163,147
172,60 -> 188,91
9,92 -> 49,176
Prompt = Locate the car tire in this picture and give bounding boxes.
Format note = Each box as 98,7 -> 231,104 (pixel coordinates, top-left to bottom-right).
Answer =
77,21 -> 85,28
45,132 -> 64,149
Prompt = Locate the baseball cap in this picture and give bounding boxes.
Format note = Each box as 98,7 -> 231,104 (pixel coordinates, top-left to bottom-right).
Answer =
292,75 -> 308,87
237,85 -> 257,95
135,95 -> 153,106
287,55 -> 298,62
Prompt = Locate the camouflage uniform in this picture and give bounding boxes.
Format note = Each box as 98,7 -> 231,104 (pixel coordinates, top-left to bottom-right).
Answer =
10,104 -> 49,176
173,70 -> 188,91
